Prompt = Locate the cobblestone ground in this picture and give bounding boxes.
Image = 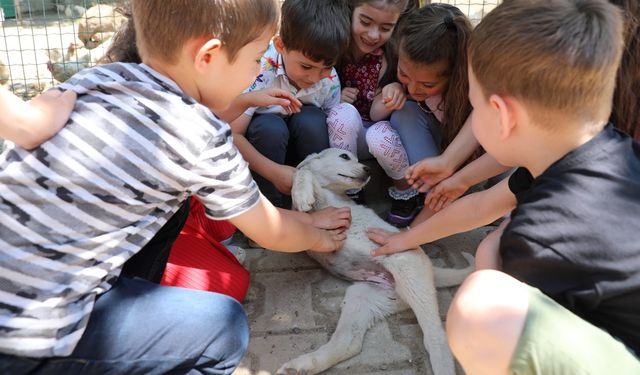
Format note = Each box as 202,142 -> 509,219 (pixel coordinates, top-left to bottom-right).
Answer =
232,163 -> 494,375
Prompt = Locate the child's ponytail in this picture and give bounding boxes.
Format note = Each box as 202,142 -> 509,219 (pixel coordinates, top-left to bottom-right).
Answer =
441,11 -> 472,149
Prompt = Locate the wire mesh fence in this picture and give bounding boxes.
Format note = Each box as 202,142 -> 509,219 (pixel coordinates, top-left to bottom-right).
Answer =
1,0 -> 125,99
0,0 -> 500,100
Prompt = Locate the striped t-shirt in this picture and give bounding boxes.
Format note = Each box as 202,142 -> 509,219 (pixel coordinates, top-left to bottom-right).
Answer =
0,63 -> 260,358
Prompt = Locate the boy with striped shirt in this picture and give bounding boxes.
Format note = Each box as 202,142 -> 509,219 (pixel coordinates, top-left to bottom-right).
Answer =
0,1 -> 348,373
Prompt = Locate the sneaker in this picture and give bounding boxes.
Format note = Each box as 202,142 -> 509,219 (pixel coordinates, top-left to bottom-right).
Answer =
226,245 -> 246,265
387,194 -> 423,227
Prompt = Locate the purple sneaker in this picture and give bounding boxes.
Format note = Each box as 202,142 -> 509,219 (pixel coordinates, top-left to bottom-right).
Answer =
386,194 -> 423,227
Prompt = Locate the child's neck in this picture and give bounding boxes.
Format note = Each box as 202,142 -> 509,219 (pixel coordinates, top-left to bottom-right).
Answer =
521,119 -> 605,177
144,57 -> 200,102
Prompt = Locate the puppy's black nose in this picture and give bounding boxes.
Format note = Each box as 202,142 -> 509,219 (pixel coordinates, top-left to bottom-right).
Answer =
363,166 -> 371,174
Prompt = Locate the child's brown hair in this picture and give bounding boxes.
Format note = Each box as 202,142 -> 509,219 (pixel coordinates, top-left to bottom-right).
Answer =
470,0 -> 624,127
397,4 -> 473,148
340,0 -> 419,88
131,0 -> 279,64
609,0 -> 640,138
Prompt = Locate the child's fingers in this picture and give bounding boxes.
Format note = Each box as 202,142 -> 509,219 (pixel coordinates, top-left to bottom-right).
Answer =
433,195 -> 447,212
331,229 -> 348,242
366,227 -> 389,245
371,244 -> 400,257
426,192 -> 439,210
336,207 -> 352,222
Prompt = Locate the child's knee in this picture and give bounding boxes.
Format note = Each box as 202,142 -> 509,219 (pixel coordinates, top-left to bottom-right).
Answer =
248,114 -> 287,133
247,115 -> 289,145
327,102 -> 362,136
365,121 -> 393,156
389,101 -> 420,128
447,270 -> 528,340
217,299 -> 249,351
290,105 -> 326,129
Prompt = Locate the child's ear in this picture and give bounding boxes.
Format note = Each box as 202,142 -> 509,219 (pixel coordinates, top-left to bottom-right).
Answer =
194,38 -> 223,72
490,94 -> 517,140
273,35 -> 285,54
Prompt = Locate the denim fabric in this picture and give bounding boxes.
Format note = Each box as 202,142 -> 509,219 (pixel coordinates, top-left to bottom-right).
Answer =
389,101 -> 443,165
246,105 -> 329,207
0,277 -> 249,375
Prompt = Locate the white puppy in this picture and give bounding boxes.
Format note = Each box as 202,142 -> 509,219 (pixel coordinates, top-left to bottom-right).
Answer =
277,148 -> 474,375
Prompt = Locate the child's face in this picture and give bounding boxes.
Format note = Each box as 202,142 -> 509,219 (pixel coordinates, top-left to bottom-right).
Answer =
274,37 -> 334,90
351,3 -> 401,56
397,51 -> 449,102
200,29 -> 273,111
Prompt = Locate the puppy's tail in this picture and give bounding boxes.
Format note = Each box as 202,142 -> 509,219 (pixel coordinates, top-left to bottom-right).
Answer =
433,252 -> 474,288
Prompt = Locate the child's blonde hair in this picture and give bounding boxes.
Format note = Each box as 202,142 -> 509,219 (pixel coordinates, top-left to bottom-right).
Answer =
131,0 -> 279,64
470,0 -> 624,126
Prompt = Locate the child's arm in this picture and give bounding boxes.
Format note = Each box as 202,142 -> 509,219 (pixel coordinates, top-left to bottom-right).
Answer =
367,177 -> 516,256
0,87 -> 76,149
406,115 -> 480,191
370,82 -> 407,121
217,88 -> 302,124
230,114 -> 296,195
425,153 -> 511,211
229,194 -> 346,252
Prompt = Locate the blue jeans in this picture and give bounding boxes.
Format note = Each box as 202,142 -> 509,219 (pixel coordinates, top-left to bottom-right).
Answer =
390,101 -> 443,165
246,105 -> 329,207
0,277 -> 249,375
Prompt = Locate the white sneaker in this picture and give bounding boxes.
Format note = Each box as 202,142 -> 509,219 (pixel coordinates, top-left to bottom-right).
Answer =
226,245 -> 246,265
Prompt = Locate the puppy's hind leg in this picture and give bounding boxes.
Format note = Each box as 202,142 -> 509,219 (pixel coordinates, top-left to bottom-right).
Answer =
382,251 -> 456,375
277,282 -> 406,375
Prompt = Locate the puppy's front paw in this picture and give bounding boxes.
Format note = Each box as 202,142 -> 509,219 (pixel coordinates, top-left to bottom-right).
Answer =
276,354 -> 317,375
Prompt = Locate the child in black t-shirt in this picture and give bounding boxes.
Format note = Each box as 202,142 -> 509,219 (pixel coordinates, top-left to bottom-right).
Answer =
366,0 -> 640,373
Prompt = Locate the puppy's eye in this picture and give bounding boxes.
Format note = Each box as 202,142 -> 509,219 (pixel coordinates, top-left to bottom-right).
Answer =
339,153 -> 351,160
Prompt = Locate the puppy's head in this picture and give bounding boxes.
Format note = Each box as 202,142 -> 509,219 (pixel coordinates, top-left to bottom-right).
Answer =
292,148 -> 371,211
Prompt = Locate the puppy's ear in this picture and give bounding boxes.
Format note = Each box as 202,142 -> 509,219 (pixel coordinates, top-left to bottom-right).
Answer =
296,152 -> 319,170
291,169 -> 317,212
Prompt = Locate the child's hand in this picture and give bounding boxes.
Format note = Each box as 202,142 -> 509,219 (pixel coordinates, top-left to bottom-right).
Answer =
406,156 -> 454,192
310,207 -> 351,231
309,228 -> 347,253
425,175 -> 469,212
341,87 -> 359,104
367,227 -> 411,256
381,82 -> 406,111
248,88 -> 302,114
271,165 -> 296,195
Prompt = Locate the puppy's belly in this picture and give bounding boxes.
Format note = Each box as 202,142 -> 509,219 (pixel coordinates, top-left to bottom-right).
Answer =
307,250 -> 395,289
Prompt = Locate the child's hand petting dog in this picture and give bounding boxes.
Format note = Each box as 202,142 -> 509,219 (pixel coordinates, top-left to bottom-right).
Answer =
310,207 -> 352,231
309,228 -> 347,253
247,88 -> 302,114
367,227 -> 412,256
381,82 -> 406,111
